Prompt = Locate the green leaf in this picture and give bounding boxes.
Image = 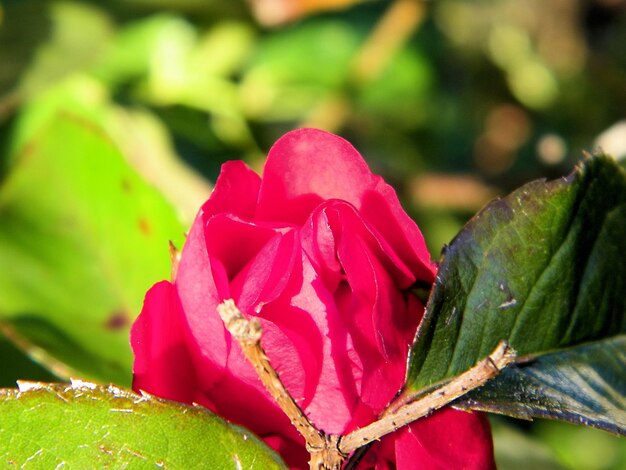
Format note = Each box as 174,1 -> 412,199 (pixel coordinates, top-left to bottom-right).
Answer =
0,113 -> 185,386
491,418 -> 564,470
0,1 -> 51,96
406,154 -> 626,430
458,336 -> 626,435
532,419 -> 626,470
242,20 -> 359,121
0,334 -> 57,388
0,381 -> 286,469
16,2 -> 112,99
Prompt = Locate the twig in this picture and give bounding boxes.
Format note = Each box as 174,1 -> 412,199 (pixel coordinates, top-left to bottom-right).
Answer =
217,300 -> 347,469
218,299 -> 321,444
339,341 -> 517,454
218,299 -> 516,469
169,241 -> 181,282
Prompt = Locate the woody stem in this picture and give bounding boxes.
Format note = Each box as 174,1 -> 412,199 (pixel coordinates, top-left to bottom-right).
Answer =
217,300 -> 347,469
218,300 -> 516,469
339,341 -> 517,455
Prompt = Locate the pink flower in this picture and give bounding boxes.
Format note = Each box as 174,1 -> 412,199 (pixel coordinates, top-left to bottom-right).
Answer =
131,129 -> 495,469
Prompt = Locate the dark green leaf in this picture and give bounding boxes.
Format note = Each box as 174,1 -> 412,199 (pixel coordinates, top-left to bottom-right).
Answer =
0,381 -> 286,469
457,336 -> 626,435
0,333 -> 57,388
406,154 -> 626,431
0,1 -> 51,96
0,113 -> 185,385
10,2 -> 111,99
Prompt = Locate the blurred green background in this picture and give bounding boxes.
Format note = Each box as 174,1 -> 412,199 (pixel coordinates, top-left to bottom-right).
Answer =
0,0 -> 624,468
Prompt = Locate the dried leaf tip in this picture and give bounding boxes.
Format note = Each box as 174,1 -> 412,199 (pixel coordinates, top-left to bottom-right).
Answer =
169,241 -> 181,282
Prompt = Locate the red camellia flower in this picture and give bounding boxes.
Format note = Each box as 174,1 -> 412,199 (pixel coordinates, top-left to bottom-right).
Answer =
131,129 -> 495,469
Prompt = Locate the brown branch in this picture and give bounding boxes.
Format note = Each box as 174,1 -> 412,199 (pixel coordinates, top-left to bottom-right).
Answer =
218,299 -> 322,444
217,300 -> 347,469
339,341 -> 517,454
219,299 -> 517,469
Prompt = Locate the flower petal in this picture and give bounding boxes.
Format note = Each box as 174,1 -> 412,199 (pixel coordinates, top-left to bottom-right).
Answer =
230,228 -> 300,312
175,212 -> 229,371
332,208 -> 417,420
257,128 -> 376,224
204,214 -> 278,290
361,186 -> 437,284
273,253 -> 357,434
202,160 -> 261,220
257,128 -> 436,283
359,408 -> 495,469
174,214 -> 310,468
131,281 -> 199,405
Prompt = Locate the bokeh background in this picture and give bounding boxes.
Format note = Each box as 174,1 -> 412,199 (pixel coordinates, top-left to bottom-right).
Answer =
0,0 -> 625,468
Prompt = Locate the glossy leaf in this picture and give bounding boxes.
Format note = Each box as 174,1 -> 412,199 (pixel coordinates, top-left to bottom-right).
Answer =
407,154 -> 626,430
458,336 -> 626,435
0,381 -> 286,469
0,113 -> 185,385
